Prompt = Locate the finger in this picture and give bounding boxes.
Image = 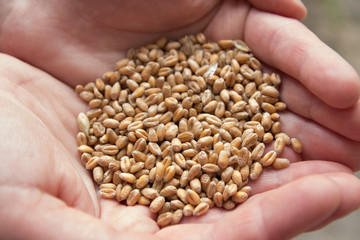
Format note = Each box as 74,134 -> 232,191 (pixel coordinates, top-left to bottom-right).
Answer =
156,172 -> 360,239
63,0 -> 220,32
203,0 -> 250,41
280,73 -> 360,141
0,187 -> 157,240
248,0 -> 307,20
212,172 -> 360,239
250,161 -> 354,194
309,175 -> 359,231
245,9 -> 360,108
280,111 -> 360,171
163,161 -> 352,225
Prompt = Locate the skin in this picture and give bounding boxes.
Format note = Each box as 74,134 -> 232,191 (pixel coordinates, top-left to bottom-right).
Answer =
0,0 -> 360,239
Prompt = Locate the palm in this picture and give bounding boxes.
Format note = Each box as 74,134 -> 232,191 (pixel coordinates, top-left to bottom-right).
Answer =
1,0 -> 360,239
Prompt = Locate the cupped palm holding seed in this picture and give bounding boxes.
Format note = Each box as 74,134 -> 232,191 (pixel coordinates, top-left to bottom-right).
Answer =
76,35 -> 309,227
1,0 -> 360,239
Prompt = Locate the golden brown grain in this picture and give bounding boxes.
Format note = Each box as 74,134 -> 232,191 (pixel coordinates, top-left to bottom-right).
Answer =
157,212 -> 173,228
183,204 -> 195,217
118,184 -> 132,202
193,202 -> 210,216
186,189 -> 201,206
272,158 -> 291,169
150,196 -> 165,213
260,150 -> 277,167
290,138 -> 303,153
160,185 -> 177,197
171,209 -> 184,225
250,162 -> 263,180
127,189 -> 141,206
273,137 -> 286,155
76,33 -> 303,228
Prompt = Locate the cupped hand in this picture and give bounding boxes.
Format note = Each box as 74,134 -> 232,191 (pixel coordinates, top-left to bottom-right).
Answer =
1,54 -> 359,239
1,0 -> 360,169
1,0 -> 360,239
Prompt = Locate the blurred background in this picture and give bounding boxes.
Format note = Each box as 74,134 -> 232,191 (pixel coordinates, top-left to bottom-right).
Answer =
302,0 -> 360,72
295,0 -> 360,239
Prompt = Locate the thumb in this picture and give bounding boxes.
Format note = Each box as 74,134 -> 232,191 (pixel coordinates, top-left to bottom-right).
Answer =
156,172 -> 360,240
214,172 -> 360,239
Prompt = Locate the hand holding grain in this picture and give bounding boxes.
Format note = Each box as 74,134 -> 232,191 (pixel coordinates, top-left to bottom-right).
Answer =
1,0 -> 360,239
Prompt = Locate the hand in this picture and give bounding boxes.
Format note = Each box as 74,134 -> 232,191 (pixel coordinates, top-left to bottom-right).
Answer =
1,0 -> 360,239
0,0 -> 307,85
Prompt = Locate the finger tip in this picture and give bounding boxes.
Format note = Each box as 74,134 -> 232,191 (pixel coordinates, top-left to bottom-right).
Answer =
327,77 -> 360,109
323,173 -> 360,220
293,0 -> 308,20
333,68 -> 360,108
326,173 -> 360,202
309,56 -> 360,108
